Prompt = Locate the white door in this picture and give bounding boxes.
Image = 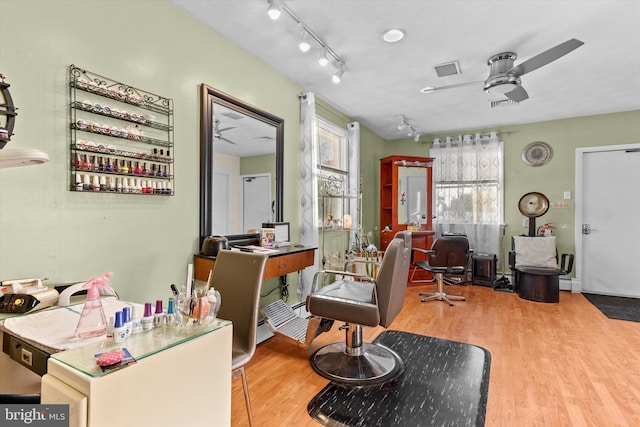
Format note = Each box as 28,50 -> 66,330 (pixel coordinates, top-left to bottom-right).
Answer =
579,145 -> 640,297
241,174 -> 272,232
213,171 -> 230,235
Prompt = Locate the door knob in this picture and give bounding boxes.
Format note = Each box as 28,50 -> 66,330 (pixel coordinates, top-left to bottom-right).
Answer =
582,224 -> 592,235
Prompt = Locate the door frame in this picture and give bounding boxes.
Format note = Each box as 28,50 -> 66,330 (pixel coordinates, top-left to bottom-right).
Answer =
573,142 -> 640,293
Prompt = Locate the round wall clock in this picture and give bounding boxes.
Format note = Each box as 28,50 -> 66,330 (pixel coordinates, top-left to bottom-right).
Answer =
522,141 -> 553,166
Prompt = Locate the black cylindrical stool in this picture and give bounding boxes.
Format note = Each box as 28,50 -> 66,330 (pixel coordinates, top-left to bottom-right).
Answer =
516,267 -> 563,303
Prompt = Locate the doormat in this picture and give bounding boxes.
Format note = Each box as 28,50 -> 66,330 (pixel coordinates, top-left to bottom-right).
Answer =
583,293 -> 640,322
307,331 -> 491,427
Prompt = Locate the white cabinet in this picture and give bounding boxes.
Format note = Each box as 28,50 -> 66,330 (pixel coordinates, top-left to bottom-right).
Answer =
41,321 -> 232,427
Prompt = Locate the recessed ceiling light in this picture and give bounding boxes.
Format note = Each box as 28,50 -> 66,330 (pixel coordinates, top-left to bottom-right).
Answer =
382,28 -> 405,43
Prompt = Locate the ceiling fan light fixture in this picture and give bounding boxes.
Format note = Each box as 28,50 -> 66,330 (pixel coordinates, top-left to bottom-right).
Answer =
484,74 -> 521,95
266,0 -> 282,20
420,86 -> 436,94
381,28 -> 405,43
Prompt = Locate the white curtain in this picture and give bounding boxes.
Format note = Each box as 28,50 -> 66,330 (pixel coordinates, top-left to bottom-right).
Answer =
347,121 -> 360,251
429,132 -> 504,258
298,92 -> 319,295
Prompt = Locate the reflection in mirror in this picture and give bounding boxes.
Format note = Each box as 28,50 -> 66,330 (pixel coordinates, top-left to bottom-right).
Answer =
397,166 -> 427,225
200,85 -> 283,245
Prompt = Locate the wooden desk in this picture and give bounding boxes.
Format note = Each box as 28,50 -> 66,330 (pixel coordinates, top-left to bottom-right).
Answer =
194,246 -> 316,282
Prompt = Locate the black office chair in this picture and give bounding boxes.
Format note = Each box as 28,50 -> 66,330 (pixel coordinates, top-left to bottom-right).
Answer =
413,235 -> 471,306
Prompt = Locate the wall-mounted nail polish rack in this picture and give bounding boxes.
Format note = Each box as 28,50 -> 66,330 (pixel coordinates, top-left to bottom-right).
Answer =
69,65 -> 174,196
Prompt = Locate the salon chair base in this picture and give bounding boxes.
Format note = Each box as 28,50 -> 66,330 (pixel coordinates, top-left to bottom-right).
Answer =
419,272 -> 466,306
311,342 -> 404,386
516,267 -> 561,303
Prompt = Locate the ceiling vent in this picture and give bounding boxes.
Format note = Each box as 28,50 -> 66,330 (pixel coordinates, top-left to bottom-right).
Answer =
434,61 -> 461,77
490,98 -> 519,109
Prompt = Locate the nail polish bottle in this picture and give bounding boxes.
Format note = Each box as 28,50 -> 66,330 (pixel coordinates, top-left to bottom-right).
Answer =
84,154 -> 92,171
154,300 -> 164,328
92,175 -> 100,192
98,156 -> 106,172
165,148 -> 171,161
122,306 -> 132,338
136,178 -> 142,194
166,181 -> 172,195
152,181 -> 158,195
134,161 -> 142,175
99,175 -> 107,192
113,311 -> 126,343
160,181 -> 167,195
159,149 -> 164,159
114,158 -> 121,174
74,153 -> 83,169
83,175 -> 91,191
142,303 -> 154,331
120,159 -> 129,174
108,176 -> 116,192
142,162 -> 148,176
131,305 -> 142,334
166,298 -> 175,326
75,174 -> 83,191
152,148 -> 158,160
106,157 -> 114,173
122,177 -> 130,193
128,160 -> 134,174
93,156 -> 99,172
116,176 -> 123,193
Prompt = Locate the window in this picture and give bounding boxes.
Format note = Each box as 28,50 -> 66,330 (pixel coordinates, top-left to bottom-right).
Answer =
316,117 -> 349,228
429,133 -> 503,255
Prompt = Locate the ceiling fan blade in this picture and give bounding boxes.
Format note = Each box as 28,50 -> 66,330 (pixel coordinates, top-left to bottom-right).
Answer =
421,81 -> 483,93
221,137 -> 236,145
218,126 -> 235,133
510,38 -> 584,76
505,85 -> 529,102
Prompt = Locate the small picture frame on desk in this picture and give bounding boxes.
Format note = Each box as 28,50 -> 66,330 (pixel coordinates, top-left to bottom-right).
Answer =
260,228 -> 276,248
262,222 -> 289,245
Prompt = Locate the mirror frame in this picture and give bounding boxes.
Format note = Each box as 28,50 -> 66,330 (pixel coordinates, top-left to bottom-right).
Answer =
199,84 -> 284,245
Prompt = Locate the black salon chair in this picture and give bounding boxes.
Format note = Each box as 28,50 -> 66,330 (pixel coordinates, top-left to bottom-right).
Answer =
306,231 -> 412,385
413,235 -> 471,306
509,236 -> 574,303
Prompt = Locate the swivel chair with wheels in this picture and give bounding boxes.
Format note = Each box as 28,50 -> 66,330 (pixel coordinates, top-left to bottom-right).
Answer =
209,249 -> 268,427
413,234 -> 471,306
306,231 -> 412,385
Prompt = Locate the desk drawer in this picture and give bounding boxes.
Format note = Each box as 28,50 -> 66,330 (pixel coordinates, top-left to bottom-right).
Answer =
3,333 -> 49,376
264,251 -> 314,278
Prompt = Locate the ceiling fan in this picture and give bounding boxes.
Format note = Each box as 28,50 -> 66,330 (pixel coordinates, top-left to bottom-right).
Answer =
421,38 -> 584,102
213,119 -> 237,145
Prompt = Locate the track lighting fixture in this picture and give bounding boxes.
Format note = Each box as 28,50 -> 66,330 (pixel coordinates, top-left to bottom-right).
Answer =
266,1 -> 346,83
396,114 -> 421,141
318,48 -> 329,67
298,27 -> 311,53
332,67 -> 344,84
266,0 -> 282,20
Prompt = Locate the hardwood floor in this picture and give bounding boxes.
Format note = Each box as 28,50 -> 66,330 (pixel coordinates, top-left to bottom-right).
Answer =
231,284 -> 640,426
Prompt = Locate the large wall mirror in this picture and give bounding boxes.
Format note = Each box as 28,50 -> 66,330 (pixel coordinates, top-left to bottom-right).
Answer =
200,84 -> 284,245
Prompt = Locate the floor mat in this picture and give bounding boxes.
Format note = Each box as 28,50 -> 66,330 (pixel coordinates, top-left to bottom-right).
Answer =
583,293 -> 640,322
307,330 -> 491,427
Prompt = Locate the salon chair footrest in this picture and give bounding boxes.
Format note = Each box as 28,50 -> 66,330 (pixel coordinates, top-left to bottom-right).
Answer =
261,300 -> 324,348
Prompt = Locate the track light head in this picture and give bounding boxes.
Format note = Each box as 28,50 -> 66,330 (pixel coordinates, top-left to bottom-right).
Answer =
299,30 -> 311,52
332,68 -> 344,84
318,48 -> 329,67
267,0 -> 281,20
414,133 -> 421,142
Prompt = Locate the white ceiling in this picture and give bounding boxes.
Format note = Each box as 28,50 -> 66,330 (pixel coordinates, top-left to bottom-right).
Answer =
172,0 -> 640,141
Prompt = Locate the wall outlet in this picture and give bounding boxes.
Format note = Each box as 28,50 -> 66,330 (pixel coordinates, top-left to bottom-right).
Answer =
21,348 -> 33,366
563,191 -> 571,200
